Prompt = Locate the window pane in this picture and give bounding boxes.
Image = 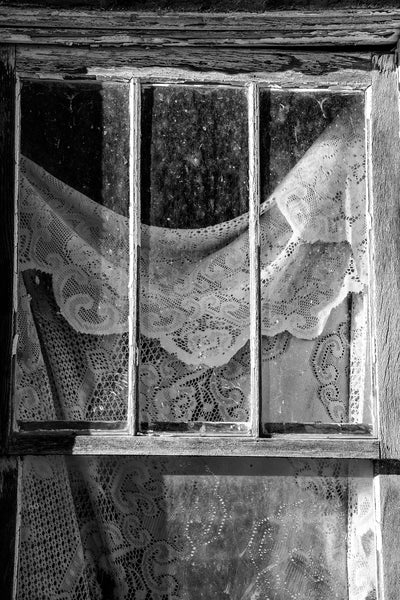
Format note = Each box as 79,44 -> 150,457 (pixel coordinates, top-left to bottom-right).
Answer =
139,85 -> 250,431
17,456 -> 376,599
259,90 -> 372,433
16,81 -> 131,427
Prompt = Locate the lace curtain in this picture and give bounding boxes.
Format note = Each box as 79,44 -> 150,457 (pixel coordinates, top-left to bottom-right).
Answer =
15,106 -> 376,598
18,107 -> 366,356
16,104 -> 369,424
17,456 -> 376,600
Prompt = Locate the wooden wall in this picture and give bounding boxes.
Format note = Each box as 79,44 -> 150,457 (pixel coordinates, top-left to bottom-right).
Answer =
5,0 -> 400,11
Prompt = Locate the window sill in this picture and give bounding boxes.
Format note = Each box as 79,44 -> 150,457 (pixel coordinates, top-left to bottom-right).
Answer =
9,431 -> 380,458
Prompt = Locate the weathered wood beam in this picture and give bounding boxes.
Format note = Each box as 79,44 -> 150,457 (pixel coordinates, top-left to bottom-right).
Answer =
0,49 -> 19,599
0,46 -> 16,454
9,432 -> 380,458
3,0 -> 400,10
1,9 -> 400,47
16,46 -> 374,81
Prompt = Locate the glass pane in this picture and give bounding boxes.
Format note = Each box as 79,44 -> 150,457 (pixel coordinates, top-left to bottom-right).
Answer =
17,456 -> 376,599
259,90 -> 372,433
139,85 -> 250,431
16,81 -> 130,427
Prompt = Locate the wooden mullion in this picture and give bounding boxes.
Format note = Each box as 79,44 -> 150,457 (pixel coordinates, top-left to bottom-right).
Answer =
370,52 -> 400,459
248,82 -> 261,438
128,77 -> 141,436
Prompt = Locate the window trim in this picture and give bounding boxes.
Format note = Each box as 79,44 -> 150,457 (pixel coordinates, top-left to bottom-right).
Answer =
10,70 -> 378,455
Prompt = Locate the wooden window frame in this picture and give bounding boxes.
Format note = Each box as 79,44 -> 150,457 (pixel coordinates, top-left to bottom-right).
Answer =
2,6 -> 400,600
11,69 -> 378,457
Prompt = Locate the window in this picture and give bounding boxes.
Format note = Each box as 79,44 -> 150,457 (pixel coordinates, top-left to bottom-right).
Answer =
17,78 -> 373,436
1,6 -> 400,600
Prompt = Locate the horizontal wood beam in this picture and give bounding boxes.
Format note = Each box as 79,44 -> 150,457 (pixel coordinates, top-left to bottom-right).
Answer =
16,46 -> 374,81
1,9 -> 400,47
3,0 -> 400,10
9,433 -> 380,458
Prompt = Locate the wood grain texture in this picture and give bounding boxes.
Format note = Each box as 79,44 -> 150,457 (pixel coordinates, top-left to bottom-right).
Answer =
0,47 -> 16,454
15,46 -> 374,82
248,82 -> 261,437
9,432 -> 380,457
371,53 -> 400,459
375,461 -> 400,600
262,423 -> 373,435
4,1 -> 400,10
128,78 -> 140,436
18,421 -> 127,431
139,422 -> 251,434
2,8 -> 400,47
0,458 -> 19,600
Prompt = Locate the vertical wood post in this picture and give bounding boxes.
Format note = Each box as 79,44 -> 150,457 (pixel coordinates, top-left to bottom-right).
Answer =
0,458 -> 19,600
375,460 -> 400,600
0,46 -> 16,452
0,46 -> 19,600
372,48 -> 400,600
371,53 -> 400,459
129,78 -> 140,436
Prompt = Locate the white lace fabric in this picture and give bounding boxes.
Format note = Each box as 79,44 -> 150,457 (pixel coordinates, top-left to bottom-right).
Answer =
15,105 -> 376,598
17,105 -> 369,424
20,157 -> 129,337
19,106 -> 367,370
17,456 -> 376,600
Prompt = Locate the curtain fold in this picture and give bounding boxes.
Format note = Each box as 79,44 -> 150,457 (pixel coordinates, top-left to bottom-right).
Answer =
16,106 -> 368,423
19,105 -> 366,368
